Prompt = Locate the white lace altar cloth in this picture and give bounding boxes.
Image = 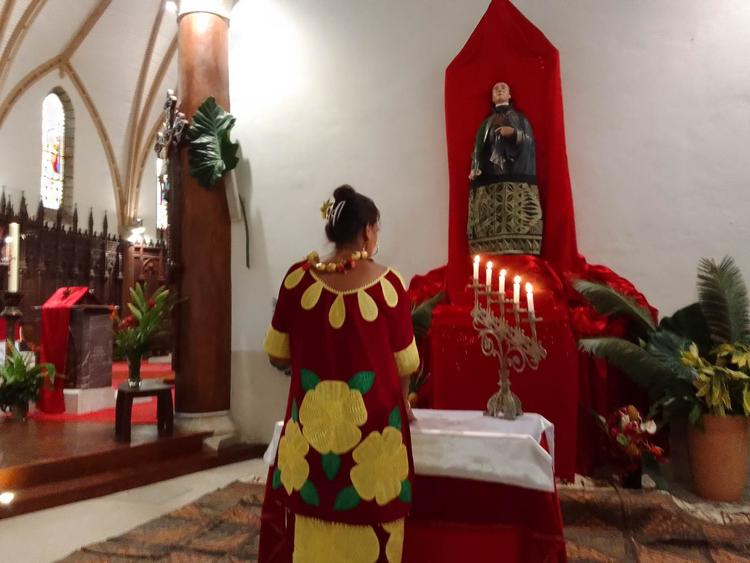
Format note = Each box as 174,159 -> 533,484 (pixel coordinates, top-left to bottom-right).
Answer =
264,409 -> 555,493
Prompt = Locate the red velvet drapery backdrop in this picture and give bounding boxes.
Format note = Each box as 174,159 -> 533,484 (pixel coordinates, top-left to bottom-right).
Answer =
411,0 -> 656,477
445,0 -> 582,300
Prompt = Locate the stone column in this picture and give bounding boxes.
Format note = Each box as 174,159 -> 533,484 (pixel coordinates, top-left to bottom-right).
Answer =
173,0 -> 237,448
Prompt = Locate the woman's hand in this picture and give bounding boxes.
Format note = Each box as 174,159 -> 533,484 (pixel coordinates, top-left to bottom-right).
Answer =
405,401 -> 417,423
496,126 -> 515,138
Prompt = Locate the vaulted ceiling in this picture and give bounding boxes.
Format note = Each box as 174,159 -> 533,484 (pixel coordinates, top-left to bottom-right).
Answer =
0,0 -> 178,225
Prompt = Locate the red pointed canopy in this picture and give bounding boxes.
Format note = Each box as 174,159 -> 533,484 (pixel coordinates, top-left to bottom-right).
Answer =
445,0 -> 582,298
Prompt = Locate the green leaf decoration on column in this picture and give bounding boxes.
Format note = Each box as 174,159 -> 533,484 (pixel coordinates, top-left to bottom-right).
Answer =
399,480 -> 412,503
187,96 -> 240,189
388,406 -> 402,431
301,368 -> 321,391
333,486 -> 361,511
291,399 -> 299,423
299,480 -> 320,507
348,371 -> 375,394
321,453 -> 341,481
272,468 -> 282,490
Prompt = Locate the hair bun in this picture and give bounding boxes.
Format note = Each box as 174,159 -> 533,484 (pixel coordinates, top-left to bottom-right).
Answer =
333,184 -> 356,202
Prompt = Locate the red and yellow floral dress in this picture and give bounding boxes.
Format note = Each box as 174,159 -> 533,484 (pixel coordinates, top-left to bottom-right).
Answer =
260,258 -> 420,563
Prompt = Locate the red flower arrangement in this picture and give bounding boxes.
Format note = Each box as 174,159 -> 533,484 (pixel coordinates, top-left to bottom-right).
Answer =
112,283 -> 172,387
597,405 -> 666,486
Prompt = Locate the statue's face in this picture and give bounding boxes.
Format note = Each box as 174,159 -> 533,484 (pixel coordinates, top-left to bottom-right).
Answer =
492,82 -> 511,104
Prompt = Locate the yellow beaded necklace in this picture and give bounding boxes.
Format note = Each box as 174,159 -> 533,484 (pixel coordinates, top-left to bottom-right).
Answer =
304,250 -> 370,274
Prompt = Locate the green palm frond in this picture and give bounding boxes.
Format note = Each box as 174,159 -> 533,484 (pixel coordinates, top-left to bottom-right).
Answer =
697,256 -> 750,345
645,329 -> 695,383
578,337 -> 673,393
573,279 -> 655,336
659,303 -> 712,355
412,292 -> 445,340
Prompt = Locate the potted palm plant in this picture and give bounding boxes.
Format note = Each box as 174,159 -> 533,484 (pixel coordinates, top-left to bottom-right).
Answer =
113,283 -> 172,389
0,346 -> 55,421
575,256 -> 750,501
680,342 -> 749,500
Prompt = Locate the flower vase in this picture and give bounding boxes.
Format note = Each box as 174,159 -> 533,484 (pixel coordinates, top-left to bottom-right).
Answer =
127,355 -> 143,389
10,402 -> 29,422
621,465 -> 642,489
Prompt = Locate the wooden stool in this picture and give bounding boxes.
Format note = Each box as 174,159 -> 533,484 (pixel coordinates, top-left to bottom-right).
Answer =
115,380 -> 174,442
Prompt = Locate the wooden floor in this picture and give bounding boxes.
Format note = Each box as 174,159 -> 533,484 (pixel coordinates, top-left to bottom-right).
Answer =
0,419 -> 265,519
0,420 -> 171,468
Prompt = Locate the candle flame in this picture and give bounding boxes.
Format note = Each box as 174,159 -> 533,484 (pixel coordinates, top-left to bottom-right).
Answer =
500,269 -> 507,276
513,275 -> 521,284
525,282 -> 533,292
486,261 -> 493,269
474,255 -> 480,264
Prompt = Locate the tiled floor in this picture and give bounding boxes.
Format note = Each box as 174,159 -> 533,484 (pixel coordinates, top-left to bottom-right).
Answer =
0,458 -> 269,563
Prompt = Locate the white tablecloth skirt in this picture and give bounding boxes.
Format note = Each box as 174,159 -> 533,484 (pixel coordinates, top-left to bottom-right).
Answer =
263,409 -> 555,493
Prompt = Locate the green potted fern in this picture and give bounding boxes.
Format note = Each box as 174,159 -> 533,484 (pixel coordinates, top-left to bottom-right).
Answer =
575,256 -> 750,500
0,346 -> 55,421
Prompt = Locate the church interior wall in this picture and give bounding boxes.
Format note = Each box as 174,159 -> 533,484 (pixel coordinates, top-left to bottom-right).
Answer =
227,0 -> 750,442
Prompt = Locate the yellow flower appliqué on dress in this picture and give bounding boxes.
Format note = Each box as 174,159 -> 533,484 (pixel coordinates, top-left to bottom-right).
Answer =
276,421 -> 310,495
293,515 -> 380,563
300,380 -> 368,454
350,427 -> 409,505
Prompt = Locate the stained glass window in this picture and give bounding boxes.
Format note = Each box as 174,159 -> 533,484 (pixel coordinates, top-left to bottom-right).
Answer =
156,157 -> 169,230
40,93 -> 66,209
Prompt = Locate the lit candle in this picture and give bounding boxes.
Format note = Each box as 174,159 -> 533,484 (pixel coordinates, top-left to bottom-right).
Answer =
485,261 -> 493,289
499,269 -> 507,296
473,255 -> 480,284
8,222 -> 19,293
526,282 -> 535,316
513,275 -> 521,307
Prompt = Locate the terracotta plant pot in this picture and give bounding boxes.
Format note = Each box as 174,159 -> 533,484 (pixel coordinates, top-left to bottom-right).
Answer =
688,415 -> 749,502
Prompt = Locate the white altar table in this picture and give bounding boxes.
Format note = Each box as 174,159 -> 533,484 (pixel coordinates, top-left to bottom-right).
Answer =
264,408 -> 556,493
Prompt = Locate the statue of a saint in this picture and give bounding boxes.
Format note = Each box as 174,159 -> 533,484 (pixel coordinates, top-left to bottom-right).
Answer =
467,82 -> 543,255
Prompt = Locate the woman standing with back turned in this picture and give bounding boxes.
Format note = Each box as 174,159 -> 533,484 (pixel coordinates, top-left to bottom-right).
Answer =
259,185 -> 420,563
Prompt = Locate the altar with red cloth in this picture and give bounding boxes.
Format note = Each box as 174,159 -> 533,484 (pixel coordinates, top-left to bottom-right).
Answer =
261,409 -> 566,562
408,0 -> 656,479
37,286 -> 94,413
429,257 -> 579,479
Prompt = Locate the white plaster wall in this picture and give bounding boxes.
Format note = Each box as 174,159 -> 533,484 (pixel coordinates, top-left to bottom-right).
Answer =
228,0 -> 750,442
0,73 -> 115,229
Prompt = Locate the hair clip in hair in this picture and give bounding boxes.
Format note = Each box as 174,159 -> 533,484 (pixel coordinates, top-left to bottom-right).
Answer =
320,198 -> 333,221
331,201 -> 346,227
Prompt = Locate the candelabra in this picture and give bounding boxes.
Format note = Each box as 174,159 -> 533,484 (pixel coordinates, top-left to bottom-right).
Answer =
470,279 -> 547,420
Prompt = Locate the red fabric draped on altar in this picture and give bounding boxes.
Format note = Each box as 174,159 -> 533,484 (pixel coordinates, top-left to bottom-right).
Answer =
259,473 -> 566,563
410,0 -> 657,477
37,286 -> 91,413
445,0 -> 581,299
